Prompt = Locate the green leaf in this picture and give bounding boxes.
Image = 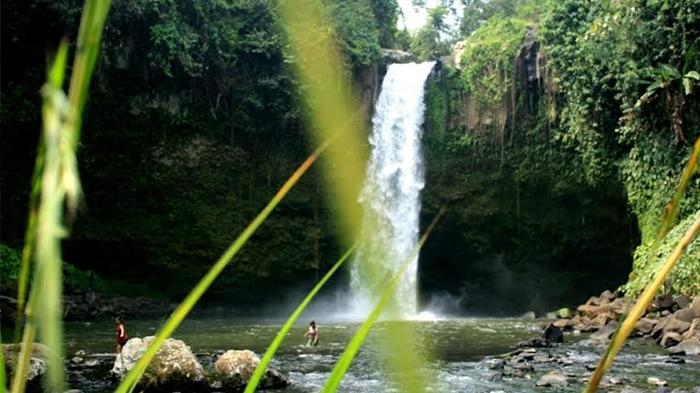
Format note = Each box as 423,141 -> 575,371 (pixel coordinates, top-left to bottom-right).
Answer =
684,70 -> 700,80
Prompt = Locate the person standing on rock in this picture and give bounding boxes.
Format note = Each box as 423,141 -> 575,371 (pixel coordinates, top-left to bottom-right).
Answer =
304,320 -> 319,346
115,317 -> 128,353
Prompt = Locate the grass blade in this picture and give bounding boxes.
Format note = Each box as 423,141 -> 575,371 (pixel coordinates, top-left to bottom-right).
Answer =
584,136 -> 700,393
243,243 -> 359,393
321,207 -> 447,393
114,136 -> 336,393
11,1 -> 111,391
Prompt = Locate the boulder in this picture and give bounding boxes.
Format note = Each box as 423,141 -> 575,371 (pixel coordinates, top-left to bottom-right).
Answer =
110,336 -> 207,392
660,332 -> 682,348
675,295 -> 691,309
653,294 -> 675,312
682,319 -> 699,340
591,321 -> 618,341
213,350 -> 289,391
635,317 -> 657,335
380,49 -> 417,64
668,337 -> 700,356
536,371 -> 568,387
674,308 -> 696,323
664,316 -> 691,334
543,324 -> 564,344
2,343 -> 48,393
691,296 -> 700,317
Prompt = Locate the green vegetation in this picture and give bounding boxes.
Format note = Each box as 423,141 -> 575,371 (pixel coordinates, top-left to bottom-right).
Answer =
428,0 -> 700,298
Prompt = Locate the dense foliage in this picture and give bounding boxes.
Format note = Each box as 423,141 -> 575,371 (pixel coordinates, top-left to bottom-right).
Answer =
0,0 -> 399,302
431,0 -> 700,297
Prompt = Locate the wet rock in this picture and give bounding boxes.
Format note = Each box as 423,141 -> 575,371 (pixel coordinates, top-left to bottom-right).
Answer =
543,324 -> 563,344
668,337 -> 700,355
674,309 -> 696,323
70,356 -> 84,365
110,336 -> 207,392
621,386 -> 644,393
653,294 -> 675,312
514,363 -> 534,372
675,295 -> 691,309
3,343 -> 48,393
74,350 -> 86,357
213,350 -> 289,391
691,296 -> 700,317
660,332 -> 683,348
666,356 -> 686,364
635,317 -> 657,335
656,388 -> 672,393
485,358 -> 505,370
682,319 -> 699,340
82,359 -> 100,368
647,377 -> 669,386
535,371 -> 568,387
522,311 -> 537,320
591,321 -> 617,341
517,338 -> 550,348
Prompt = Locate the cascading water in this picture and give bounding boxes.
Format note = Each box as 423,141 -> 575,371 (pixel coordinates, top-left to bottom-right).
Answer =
351,61 -> 435,317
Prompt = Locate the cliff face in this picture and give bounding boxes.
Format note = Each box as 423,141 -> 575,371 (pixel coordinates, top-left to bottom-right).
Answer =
418,31 -> 639,314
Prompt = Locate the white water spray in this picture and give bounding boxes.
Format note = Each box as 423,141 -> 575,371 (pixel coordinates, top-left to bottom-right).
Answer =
351,61 -> 435,317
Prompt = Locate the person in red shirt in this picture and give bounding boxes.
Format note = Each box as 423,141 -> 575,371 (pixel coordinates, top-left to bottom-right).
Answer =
115,317 -> 128,353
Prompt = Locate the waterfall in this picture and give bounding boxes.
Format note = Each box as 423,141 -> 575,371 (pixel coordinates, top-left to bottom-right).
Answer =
351,61 -> 435,317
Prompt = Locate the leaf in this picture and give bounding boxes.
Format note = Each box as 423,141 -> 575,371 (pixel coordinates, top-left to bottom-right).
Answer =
684,70 -> 700,80
683,77 -> 692,95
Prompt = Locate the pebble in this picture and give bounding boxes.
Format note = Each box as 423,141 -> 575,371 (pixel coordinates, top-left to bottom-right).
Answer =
648,377 -> 669,386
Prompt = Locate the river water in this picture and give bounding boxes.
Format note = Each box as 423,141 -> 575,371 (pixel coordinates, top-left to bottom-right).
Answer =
63,317 -> 699,392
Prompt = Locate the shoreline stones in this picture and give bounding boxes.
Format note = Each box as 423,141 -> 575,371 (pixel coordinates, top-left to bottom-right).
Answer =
108,338 -> 288,393
553,290 -> 700,356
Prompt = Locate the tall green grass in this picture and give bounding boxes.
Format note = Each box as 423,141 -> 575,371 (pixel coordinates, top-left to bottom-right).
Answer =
584,136 -> 700,393
10,1 -> 111,392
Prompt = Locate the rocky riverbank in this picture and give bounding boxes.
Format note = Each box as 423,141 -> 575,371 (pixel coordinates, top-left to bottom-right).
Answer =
551,290 -> 700,356
486,290 -> 700,392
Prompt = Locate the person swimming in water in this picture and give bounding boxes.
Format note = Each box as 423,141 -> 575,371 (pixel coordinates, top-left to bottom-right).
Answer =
115,316 -> 128,353
304,320 -> 319,346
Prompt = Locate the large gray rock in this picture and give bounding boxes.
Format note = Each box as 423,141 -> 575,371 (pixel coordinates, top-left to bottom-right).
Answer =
110,336 -> 207,392
668,337 -> 700,356
380,49 -> 417,64
535,371 -> 568,387
2,343 -> 48,393
213,350 -> 289,392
